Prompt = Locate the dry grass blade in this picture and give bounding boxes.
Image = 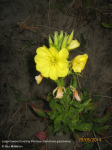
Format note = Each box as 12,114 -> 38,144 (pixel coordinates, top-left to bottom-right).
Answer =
8,113 -> 23,139
100,86 -> 112,94
48,0 -> 51,27
104,139 -> 112,147
65,0 -> 76,14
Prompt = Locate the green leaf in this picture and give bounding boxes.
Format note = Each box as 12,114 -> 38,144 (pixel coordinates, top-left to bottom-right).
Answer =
92,93 -> 101,102
68,122 -> 75,132
74,123 -> 92,131
54,114 -> 64,125
45,124 -> 53,137
80,33 -> 86,51
16,97 -> 30,103
55,128 -> 64,136
55,103 -> 64,112
92,125 -> 110,132
34,90 -> 39,101
70,100 -> 81,108
81,88 -> 89,101
31,104 -> 48,118
49,110 -> 59,120
72,99 -> 91,108
92,111 -> 110,123
46,92 -> 52,101
80,110 -> 93,122
10,86 -> 30,103
38,2 -> 43,8
73,75 -> 77,89
77,107 -> 84,113
23,54 -> 29,70
10,86 -> 20,97
69,106 -> 78,114
62,113 -> 70,124
22,39 -> 35,49
83,142 -> 94,150
63,126 -> 71,134
102,23 -> 112,28
49,99 -> 55,110
53,123 -> 63,133
10,86 -> 16,93
84,102 -> 99,111
71,114 -> 79,124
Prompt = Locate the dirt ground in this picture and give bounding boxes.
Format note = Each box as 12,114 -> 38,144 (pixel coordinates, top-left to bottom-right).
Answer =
0,0 -> 112,150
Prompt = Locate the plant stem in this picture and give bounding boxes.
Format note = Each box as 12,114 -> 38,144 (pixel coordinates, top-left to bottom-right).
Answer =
93,131 -> 101,150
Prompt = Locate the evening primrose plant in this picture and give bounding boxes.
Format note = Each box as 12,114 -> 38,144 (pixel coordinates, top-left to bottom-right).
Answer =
31,30 -> 111,141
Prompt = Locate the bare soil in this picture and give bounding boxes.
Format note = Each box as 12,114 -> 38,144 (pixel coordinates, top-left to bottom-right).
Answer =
0,0 -> 112,150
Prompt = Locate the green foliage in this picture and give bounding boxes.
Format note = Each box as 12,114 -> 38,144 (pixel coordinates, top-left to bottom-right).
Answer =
102,23 -> 112,28
23,54 -> 29,70
34,90 -> 39,101
31,104 -> 48,118
92,125 -> 110,133
92,111 -> 110,123
10,86 -> 30,103
80,33 -> 87,51
81,142 -> 94,150
38,2 -> 43,8
81,88 -> 89,102
20,39 -> 35,51
30,75 -> 111,139
74,123 -> 92,131
92,92 -> 101,102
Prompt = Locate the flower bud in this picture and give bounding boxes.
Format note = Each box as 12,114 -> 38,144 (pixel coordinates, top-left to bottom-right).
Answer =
58,31 -> 63,49
59,31 -> 63,41
54,31 -> 58,46
67,30 -> 74,46
71,54 -> 88,73
49,35 -> 53,47
35,74 -> 43,84
61,33 -> 67,49
68,40 -> 80,50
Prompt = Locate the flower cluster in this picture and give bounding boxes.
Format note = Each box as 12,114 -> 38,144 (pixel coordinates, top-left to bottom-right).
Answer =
34,30 -> 88,83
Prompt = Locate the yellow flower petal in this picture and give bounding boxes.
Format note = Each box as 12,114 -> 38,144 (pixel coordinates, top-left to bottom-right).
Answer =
56,65 -> 69,77
58,48 -> 69,59
36,46 -> 52,57
57,59 -> 68,69
49,47 -> 59,59
49,65 -> 58,80
40,64 -> 51,78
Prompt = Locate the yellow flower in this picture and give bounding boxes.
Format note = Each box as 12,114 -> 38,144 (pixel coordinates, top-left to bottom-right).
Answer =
71,54 -> 88,73
34,46 -> 69,80
35,74 -> 43,84
67,40 -> 80,51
